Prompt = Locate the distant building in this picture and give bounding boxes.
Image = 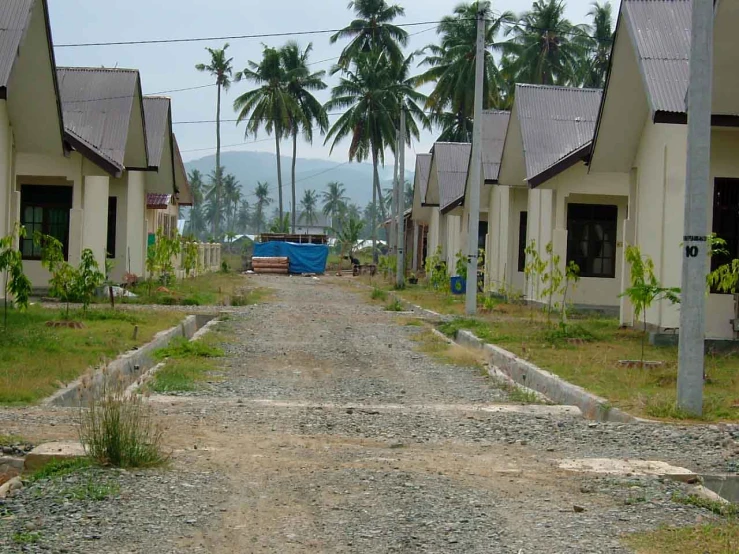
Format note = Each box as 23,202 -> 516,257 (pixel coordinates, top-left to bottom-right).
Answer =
294,212 -> 332,235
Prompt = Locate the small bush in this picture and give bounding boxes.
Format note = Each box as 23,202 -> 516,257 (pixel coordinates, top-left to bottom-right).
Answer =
371,287 -> 388,301
78,377 -> 167,468
385,298 -> 404,312
181,296 -> 201,306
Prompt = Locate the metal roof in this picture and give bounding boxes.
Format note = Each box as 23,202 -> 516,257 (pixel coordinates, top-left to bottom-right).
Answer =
57,67 -> 141,174
0,0 -> 33,91
146,193 -> 171,209
623,0 -> 691,115
516,84 -> 602,184
143,96 -> 170,168
481,110 -> 510,182
433,142 -> 471,211
173,135 -> 192,206
414,153 -> 432,204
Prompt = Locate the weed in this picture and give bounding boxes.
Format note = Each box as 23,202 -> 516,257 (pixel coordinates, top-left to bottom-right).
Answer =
673,494 -> 739,518
12,532 -> 41,544
403,319 -> 423,327
542,323 -> 598,344
28,457 -> 93,482
625,495 -> 647,506
385,298 -> 404,312
506,385 -> 544,404
62,478 -> 120,501
0,434 -> 25,446
149,359 -> 217,393
153,337 -> 223,360
78,378 -> 168,468
371,287 -> 388,301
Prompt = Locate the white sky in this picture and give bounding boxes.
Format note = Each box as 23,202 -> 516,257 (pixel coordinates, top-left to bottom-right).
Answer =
49,0 -> 620,165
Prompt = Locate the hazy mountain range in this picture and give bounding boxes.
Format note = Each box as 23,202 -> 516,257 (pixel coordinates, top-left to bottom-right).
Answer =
184,151 -> 415,209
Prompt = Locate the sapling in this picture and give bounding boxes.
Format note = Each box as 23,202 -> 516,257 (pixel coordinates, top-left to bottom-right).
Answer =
541,241 -> 563,321
560,261 -> 581,326
524,240 -> 546,319
0,224 -> 32,327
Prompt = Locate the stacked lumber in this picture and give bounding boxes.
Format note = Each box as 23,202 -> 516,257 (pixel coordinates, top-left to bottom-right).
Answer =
253,257 -> 289,274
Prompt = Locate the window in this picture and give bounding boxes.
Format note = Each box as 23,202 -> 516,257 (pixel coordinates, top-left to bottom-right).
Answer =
478,221 -> 488,251
20,185 -> 72,260
712,179 -> 739,276
517,211 -> 528,272
566,203 -> 618,278
107,197 -> 117,258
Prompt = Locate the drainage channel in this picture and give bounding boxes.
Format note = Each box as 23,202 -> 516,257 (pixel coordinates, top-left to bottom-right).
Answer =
44,313 -> 219,407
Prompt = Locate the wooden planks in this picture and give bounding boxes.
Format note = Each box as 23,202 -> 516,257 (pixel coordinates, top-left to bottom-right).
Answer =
253,257 -> 289,274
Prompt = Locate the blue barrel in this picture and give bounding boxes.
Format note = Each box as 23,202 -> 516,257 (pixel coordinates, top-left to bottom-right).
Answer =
450,276 -> 466,295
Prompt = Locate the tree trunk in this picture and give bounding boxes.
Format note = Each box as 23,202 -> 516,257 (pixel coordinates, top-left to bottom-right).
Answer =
275,133 -> 284,221
291,131 -> 297,234
373,153 -> 388,244
371,149 -> 379,264
214,83 -> 221,238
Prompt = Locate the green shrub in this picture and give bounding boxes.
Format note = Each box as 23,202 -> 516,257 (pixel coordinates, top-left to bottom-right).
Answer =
371,287 -> 388,301
385,298 -> 404,312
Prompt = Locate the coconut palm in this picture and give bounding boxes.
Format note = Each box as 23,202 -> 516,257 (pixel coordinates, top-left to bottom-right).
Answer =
254,181 -> 273,235
195,44 -> 233,236
321,182 -> 349,230
335,216 -> 365,271
299,189 -> 319,226
330,0 -> 408,71
417,2 -> 513,141
204,167 -> 227,239
234,46 -> 302,221
222,173 -> 241,233
502,0 -> 589,86
237,200 -> 251,234
580,2 -> 614,88
280,42 -> 329,233
186,169 -> 207,239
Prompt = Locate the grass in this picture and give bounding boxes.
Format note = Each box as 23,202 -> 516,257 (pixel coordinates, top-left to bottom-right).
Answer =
125,272 -> 269,307
28,458 -> 93,482
0,434 -> 25,446
385,298 -> 404,312
61,478 -> 119,501
12,532 -> 42,544
0,307 -> 183,405
149,335 -> 225,393
412,329 -> 485,370
383,281 -> 739,422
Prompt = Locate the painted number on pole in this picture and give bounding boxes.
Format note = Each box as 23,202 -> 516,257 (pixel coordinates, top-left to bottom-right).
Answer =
685,245 -> 699,258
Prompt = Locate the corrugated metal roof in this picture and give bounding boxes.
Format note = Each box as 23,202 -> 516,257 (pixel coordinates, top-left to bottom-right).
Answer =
146,193 -> 171,209
516,84 -> 602,183
173,134 -> 192,206
414,153 -> 432,204
57,67 -> 140,172
481,110 -> 510,182
623,0 -> 691,114
433,142 -> 471,211
143,96 -> 170,168
0,0 -> 33,90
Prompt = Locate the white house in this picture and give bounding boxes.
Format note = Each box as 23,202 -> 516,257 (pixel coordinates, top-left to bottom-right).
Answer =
410,153 -> 432,271
589,0 -> 739,339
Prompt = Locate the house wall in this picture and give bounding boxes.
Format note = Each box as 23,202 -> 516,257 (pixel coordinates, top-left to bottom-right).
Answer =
444,213 -> 463,275
486,185 -> 528,294
108,177 -> 129,282
536,163 -> 630,308
427,208 -> 441,257
127,171 -> 146,277
631,122 -> 739,339
0,102 -> 13,242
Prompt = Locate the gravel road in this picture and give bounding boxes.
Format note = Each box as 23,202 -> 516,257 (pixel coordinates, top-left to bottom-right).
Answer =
2,274 -> 738,553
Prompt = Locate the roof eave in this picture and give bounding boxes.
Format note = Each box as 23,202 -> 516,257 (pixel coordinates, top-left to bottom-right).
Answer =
440,196 -> 464,215
528,143 -> 591,189
64,132 -> 123,178
41,0 -> 66,156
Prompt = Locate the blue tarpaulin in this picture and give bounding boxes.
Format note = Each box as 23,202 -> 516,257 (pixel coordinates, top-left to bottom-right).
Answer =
253,242 -> 329,274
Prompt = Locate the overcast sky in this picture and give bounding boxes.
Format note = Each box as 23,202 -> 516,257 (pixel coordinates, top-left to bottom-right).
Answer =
50,0 -> 620,166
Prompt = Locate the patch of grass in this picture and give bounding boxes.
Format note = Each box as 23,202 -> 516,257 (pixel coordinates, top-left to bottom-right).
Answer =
0,306 -> 183,405
412,330 -> 484,369
673,494 -> 739,518
61,478 -> 120,501
401,318 -> 423,327
12,532 -> 42,544
28,457 -> 93,482
505,384 -> 545,404
125,272 -> 264,307
370,287 -> 388,302
149,359 -> 218,393
385,298 -> 404,312
541,323 -> 598,344
626,522 -> 739,553
0,434 -> 25,447
153,337 -> 224,361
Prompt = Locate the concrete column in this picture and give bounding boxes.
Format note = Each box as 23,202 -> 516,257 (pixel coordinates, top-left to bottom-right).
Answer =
67,176 -> 85,266
197,243 -> 205,274
620,169 -> 639,327
127,171 -> 146,276
498,185 -> 510,286
82,175 -> 109,268
0,101 -> 11,239
412,221 -> 420,271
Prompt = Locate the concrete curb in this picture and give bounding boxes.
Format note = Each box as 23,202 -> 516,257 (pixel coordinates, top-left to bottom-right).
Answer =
452,329 -> 644,423
44,314 -> 216,407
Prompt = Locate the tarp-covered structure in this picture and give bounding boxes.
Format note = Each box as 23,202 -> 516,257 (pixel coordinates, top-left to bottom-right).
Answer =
254,242 -> 329,274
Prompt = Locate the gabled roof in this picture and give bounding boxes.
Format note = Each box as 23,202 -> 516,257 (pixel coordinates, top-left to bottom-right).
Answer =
57,67 -> 147,177
0,0 -> 35,93
623,0 -> 690,115
481,110 -> 511,183
516,84 -> 602,187
143,96 -> 171,169
414,153 -> 432,206
433,142 -> 472,213
173,135 -> 192,206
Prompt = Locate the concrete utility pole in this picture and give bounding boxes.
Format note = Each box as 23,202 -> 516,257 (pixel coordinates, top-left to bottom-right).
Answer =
465,2 -> 486,315
677,0 -> 714,416
396,109 -> 406,288
391,129 -> 400,257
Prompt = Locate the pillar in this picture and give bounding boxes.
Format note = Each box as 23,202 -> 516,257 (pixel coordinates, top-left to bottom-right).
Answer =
82,175 -> 109,268
197,243 -> 205,274
0,101 -> 11,239
127,171 -> 146,276
412,221 -> 419,271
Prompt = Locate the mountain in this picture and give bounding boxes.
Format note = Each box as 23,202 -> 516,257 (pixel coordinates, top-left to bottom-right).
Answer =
184,151 -> 414,209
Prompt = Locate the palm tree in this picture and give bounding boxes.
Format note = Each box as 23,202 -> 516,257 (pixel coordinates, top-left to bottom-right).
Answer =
186,169 -> 207,238
237,200 -> 251,233
417,2 -> 513,142
335,216 -> 365,271
254,181 -> 273,235
280,42 -> 329,233
222,173 -> 241,233
299,189 -> 319,226
196,44 -> 233,236
321,182 -> 350,231
502,0 -> 589,86
580,2 -> 613,88
234,46 -> 301,221
330,0 -> 408,71
204,167 -> 227,239
325,50 -> 402,261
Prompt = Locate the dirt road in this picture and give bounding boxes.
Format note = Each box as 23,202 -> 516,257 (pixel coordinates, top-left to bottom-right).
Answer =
2,275 -> 735,553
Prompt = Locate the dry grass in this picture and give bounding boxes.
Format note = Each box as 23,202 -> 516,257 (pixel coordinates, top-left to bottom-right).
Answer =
0,307 -> 182,405
626,523 -> 739,553
412,329 -> 486,370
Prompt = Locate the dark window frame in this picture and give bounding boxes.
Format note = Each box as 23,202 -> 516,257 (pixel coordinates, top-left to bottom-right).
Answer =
20,185 -> 73,260
107,197 -> 117,259
566,203 -> 618,279
712,178 -> 739,276
517,211 -> 528,273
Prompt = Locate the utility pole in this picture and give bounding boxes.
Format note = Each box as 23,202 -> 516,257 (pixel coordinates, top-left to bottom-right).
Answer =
677,0 -> 713,416
396,109 -> 406,288
465,2 -> 486,315
391,129 -> 400,258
